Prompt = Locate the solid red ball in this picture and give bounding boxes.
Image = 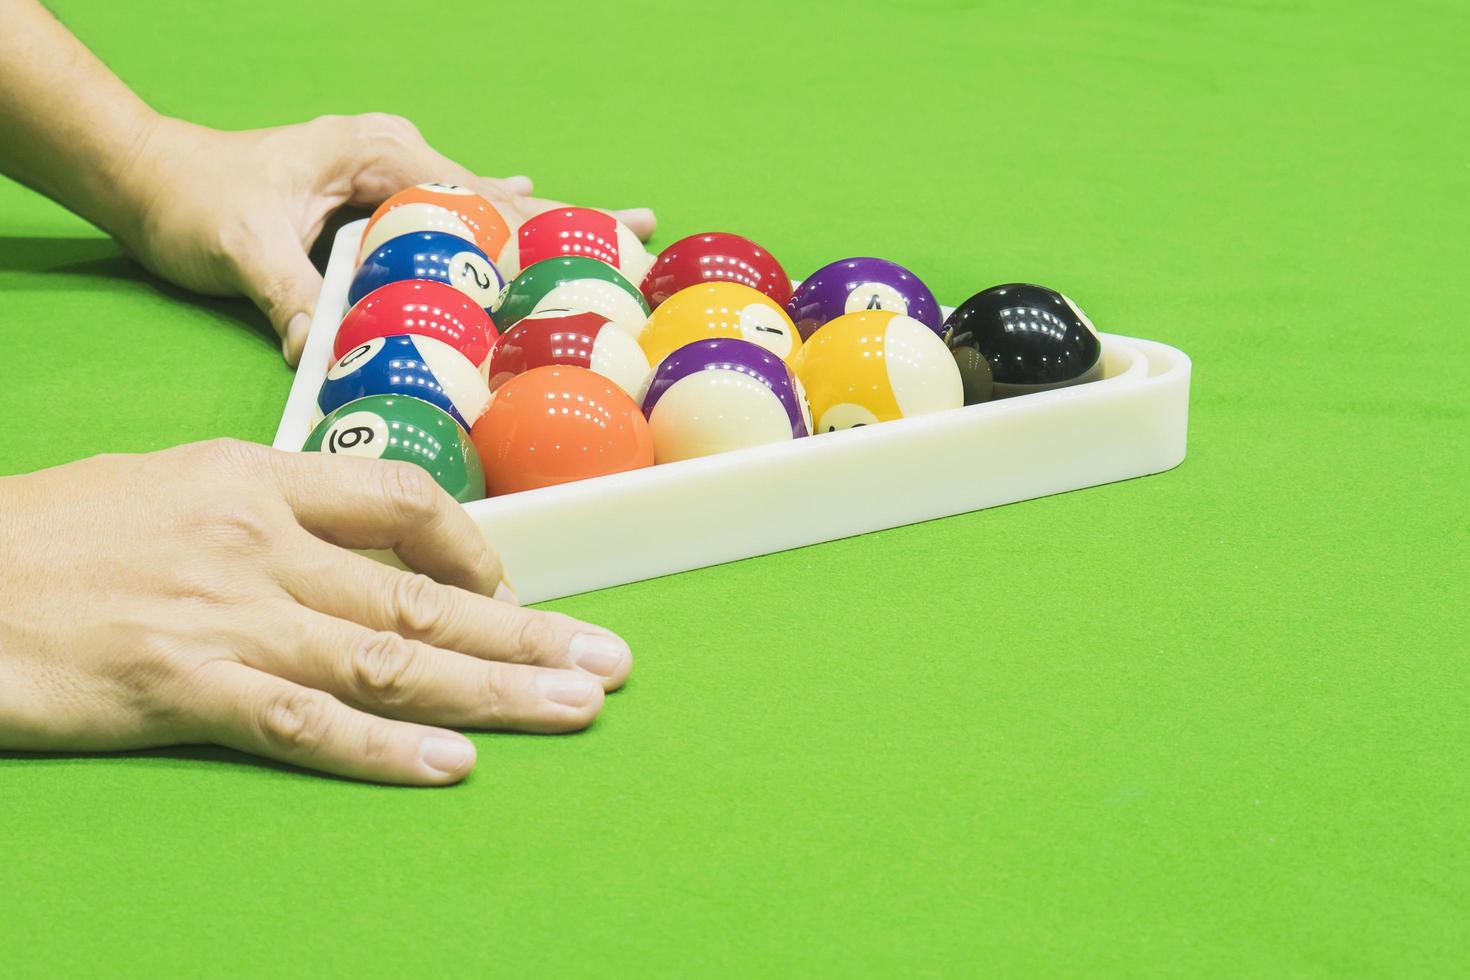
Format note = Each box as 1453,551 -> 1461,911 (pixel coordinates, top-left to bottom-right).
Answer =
639,232 -> 792,310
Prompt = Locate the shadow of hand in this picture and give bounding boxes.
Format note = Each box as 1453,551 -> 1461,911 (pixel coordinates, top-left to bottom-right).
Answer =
0,234 -> 304,354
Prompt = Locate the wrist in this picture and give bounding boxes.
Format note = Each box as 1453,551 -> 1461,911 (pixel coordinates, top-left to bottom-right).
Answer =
98,112 -> 185,249
0,474 -> 22,555
23,102 -> 172,248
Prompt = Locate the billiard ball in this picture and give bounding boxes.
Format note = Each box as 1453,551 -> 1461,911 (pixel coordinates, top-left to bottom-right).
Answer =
471,365 -> 655,496
359,183 -> 512,264
785,257 -> 942,340
497,207 -> 651,283
304,394 -> 485,503
350,231 -> 505,314
949,343 -> 995,406
358,203 -> 475,266
493,256 -> 650,335
792,310 -> 962,432
639,232 -> 792,309
639,338 -> 810,464
487,309 -> 650,397
317,334 -> 491,431
334,280 -> 499,371
638,282 -> 802,369
943,283 -> 1103,399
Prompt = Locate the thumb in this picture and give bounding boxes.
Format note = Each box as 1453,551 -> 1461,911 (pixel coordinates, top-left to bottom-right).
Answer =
233,227 -> 323,366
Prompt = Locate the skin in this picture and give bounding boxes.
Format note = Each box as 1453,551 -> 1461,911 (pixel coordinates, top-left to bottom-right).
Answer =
0,1 -> 655,365
0,0 -> 656,783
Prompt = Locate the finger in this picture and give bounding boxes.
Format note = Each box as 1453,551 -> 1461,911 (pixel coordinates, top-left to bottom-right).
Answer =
321,115 -> 655,242
268,451 -> 504,596
247,608 -> 605,732
515,196 -> 657,241
612,207 -> 657,240
325,116 -> 537,246
230,220 -> 321,366
189,659 -> 477,785
487,175 -> 533,196
277,532 -> 632,688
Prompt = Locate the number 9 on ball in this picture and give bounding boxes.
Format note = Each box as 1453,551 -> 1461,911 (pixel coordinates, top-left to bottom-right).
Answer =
303,394 -> 486,503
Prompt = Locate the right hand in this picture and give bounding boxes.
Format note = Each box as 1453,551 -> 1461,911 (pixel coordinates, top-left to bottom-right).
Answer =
0,439 -> 633,784
111,112 -> 657,364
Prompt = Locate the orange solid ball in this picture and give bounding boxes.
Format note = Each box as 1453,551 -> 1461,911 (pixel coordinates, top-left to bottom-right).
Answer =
360,183 -> 513,264
471,365 -> 655,496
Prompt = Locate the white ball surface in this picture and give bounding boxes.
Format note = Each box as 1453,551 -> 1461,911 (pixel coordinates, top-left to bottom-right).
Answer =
535,279 -> 650,336
646,369 -> 798,463
588,325 -> 652,398
414,334 -> 492,425
358,203 -> 476,265
885,314 -> 963,418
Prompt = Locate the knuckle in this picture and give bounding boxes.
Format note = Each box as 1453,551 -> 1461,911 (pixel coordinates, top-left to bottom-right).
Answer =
254,269 -> 300,313
257,689 -> 337,756
480,662 -> 508,718
268,608 -> 313,656
110,629 -> 189,702
509,613 -> 556,665
349,631 -> 419,707
212,220 -> 258,271
204,505 -> 277,550
161,442 -> 288,550
155,659 -> 221,740
444,537 -> 500,591
168,576 -> 237,609
356,112 -> 421,144
359,722 -> 396,765
389,573 -> 443,637
381,463 -> 443,526
197,436 -> 266,470
467,541 -> 504,588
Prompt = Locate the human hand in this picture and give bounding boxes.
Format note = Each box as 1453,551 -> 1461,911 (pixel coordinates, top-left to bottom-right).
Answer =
111,113 -> 657,365
0,439 -> 633,784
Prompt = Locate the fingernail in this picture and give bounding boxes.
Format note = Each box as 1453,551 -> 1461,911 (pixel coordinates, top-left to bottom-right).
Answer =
420,736 -> 475,776
536,671 -> 601,707
570,632 -> 630,678
505,175 -> 533,194
285,312 -> 311,364
494,581 -> 520,606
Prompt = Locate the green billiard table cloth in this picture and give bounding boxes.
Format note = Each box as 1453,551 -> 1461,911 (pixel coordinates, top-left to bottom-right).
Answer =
1,1 -> 1465,974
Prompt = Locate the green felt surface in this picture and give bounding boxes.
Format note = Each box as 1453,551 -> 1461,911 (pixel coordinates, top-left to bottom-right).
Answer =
2,0 -> 1467,975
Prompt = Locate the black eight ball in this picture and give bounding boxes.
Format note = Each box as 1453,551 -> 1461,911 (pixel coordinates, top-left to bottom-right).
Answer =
943,283 -> 1104,401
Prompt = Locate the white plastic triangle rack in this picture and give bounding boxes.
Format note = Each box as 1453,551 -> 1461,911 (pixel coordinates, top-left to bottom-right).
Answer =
274,220 -> 1192,604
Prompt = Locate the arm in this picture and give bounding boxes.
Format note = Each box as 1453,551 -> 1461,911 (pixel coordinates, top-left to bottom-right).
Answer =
0,1 -> 158,238
0,0 -> 655,363
0,4 -> 642,782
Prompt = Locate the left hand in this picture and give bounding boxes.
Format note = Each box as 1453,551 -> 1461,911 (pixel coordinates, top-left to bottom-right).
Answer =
112,112 -> 656,365
0,438 -> 633,784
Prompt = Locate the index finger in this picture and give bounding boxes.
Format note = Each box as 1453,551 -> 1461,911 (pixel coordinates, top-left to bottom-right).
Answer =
267,450 -> 506,598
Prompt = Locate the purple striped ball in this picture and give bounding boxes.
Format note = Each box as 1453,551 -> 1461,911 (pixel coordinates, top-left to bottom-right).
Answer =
785,256 -> 942,340
639,338 -> 810,463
